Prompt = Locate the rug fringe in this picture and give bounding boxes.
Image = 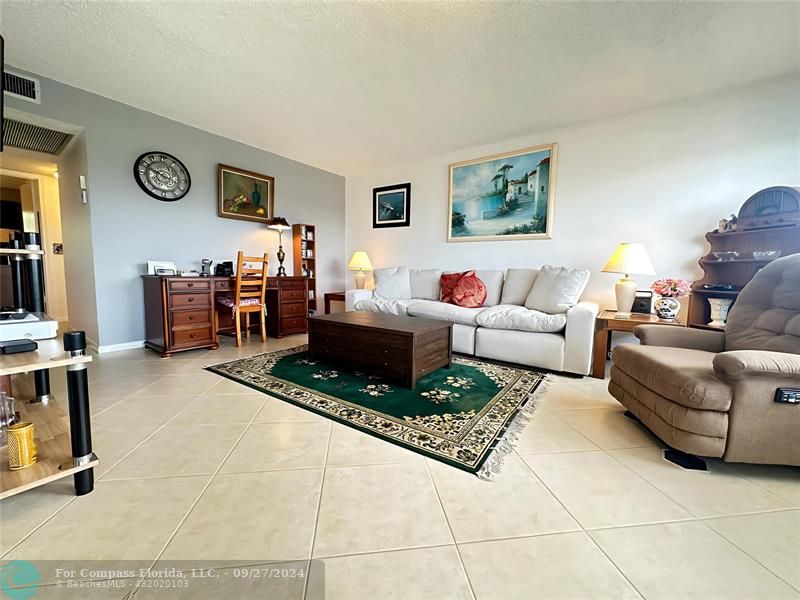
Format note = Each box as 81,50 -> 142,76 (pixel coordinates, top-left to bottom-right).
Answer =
476,375 -> 549,481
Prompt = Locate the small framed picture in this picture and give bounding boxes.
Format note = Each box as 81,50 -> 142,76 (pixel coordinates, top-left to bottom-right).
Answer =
373,183 -> 411,228
218,163 -> 275,224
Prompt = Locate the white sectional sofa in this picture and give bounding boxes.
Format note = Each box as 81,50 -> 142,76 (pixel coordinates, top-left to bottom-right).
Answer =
345,266 -> 599,376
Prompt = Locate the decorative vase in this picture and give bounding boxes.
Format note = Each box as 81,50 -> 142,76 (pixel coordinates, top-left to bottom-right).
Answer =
655,297 -> 680,320
707,297 -> 733,328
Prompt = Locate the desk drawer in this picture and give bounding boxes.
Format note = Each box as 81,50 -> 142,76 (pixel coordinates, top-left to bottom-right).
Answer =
280,315 -> 307,332
172,309 -> 211,327
169,279 -> 210,292
281,288 -> 306,302
281,301 -> 306,317
215,279 -> 233,292
172,326 -> 213,348
170,293 -> 211,308
284,279 -> 307,290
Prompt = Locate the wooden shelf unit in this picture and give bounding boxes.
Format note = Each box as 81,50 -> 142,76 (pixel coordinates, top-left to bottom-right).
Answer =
0,338 -> 97,499
292,224 -> 317,313
688,224 -> 800,329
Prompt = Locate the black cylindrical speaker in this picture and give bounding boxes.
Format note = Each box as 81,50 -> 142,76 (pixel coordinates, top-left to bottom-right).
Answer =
8,235 -> 26,309
64,331 -> 94,496
23,232 -> 46,313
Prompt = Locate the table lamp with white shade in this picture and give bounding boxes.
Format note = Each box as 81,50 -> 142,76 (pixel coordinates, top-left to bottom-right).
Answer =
602,243 -> 655,317
348,251 -> 373,289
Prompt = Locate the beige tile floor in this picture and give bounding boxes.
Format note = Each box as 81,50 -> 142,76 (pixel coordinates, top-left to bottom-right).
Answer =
2,334 -> 799,599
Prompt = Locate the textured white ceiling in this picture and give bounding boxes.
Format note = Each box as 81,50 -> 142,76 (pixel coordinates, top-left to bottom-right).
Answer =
2,1 -> 798,175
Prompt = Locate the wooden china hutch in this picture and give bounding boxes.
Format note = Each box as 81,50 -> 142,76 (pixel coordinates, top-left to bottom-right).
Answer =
688,186 -> 800,330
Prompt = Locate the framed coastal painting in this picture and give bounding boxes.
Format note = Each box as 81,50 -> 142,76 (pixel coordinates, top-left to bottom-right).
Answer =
218,163 -> 275,224
373,182 -> 411,228
447,143 -> 557,242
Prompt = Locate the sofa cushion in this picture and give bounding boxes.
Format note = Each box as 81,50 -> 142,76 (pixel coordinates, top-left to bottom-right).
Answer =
373,266 -> 411,300
612,344 -> 733,412
525,265 -> 589,313
452,272 -> 487,308
354,297 -> 418,316
410,269 -> 442,300
500,268 -> 539,305
475,270 -> 504,306
407,299 -> 486,326
476,304 -> 567,333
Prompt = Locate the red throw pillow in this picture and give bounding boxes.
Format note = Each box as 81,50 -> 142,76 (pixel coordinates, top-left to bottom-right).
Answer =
440,272 -> 464,304
452,272 -> 487,308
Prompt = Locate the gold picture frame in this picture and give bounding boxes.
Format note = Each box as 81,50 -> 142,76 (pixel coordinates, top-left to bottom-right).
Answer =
217,163 -> 275,224
447,143 -> 557,242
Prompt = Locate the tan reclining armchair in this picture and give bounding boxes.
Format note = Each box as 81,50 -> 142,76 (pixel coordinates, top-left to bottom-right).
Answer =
609,253 -> 800,466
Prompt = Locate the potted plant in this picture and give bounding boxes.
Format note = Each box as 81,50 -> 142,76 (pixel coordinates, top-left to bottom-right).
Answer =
650,278 -> 691,320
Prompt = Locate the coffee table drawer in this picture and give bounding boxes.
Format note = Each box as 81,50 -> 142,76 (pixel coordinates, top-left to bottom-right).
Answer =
312,341 -> 408,374
310,323 -> 408,350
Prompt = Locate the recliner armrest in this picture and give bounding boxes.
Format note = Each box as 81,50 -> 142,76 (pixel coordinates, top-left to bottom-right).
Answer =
345,289 -> 374,311
634,325 -> 725,352
713,350 -> 800,381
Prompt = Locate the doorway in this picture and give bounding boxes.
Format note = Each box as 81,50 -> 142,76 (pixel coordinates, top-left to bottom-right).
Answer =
0,147 -> 69,321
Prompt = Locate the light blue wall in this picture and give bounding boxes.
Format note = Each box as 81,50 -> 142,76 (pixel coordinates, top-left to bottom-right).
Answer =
4,69 -> 346,347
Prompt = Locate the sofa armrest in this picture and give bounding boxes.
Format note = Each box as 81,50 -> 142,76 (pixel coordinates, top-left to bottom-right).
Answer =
713,350 -> 800,381
345,289 -> 374,311
563,301 -> 599,375
634,325 -> 725,352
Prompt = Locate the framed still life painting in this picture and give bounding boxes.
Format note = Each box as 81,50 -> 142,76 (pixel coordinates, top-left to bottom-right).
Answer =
373,182 -> 411,228
218,163 -> 275,224
447,143 -> 557,242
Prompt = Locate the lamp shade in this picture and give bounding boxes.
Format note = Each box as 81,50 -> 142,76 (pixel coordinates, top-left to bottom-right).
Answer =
267,216 -> 290,231
602,243 -> 655,276
347,251 -> 373,271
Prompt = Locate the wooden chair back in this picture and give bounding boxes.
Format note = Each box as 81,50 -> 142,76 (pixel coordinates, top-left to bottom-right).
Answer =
234,251 -> 269,307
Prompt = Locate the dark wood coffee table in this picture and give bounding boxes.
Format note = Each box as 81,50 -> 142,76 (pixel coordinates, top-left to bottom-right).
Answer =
308,312 -> 453,389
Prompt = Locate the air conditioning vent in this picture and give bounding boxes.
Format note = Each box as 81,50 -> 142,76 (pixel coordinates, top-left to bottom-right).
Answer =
3,70 -> 41,104
2,119 -> 72,155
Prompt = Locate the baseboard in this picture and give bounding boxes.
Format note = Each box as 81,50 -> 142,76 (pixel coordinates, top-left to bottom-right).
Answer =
95,340 -> 146,354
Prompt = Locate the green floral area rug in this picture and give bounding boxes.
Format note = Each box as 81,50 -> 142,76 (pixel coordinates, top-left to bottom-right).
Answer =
206,346 -> 546,477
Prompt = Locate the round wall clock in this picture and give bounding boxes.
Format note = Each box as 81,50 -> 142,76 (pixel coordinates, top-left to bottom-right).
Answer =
133,151 -> 191,201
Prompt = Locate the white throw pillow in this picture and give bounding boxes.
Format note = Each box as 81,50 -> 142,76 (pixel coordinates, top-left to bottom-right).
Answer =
525,265 -> 590,314
409,269 -> 443,300
373,266 -> 412,300
474,270 -> 504,306
500,268 -> 540,305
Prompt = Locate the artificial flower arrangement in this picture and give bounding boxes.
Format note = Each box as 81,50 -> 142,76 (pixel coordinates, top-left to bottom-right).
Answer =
650,278 -> 691,298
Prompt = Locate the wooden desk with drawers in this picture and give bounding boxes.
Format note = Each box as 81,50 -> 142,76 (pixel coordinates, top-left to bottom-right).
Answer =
142,275 -> 308,357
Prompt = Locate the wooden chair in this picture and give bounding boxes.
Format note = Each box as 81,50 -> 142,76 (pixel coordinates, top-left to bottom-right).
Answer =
214,251 -> 269,347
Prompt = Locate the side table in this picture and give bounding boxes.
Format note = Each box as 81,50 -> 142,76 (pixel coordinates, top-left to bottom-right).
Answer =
592,310 -> 685,379
324,291 -> 346,314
